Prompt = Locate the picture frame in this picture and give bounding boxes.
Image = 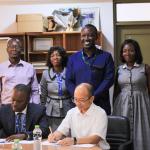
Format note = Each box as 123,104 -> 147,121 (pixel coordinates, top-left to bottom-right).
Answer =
0,37 -> 9,63
33,38 -> 53,51
80,7 -> 100,30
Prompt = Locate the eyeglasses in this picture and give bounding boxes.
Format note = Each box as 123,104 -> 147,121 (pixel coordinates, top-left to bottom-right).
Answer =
72,97 -> 91,104
7,45 -> 21,51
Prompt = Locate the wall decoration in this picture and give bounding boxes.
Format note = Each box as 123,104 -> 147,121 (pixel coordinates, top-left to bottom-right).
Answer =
33,38 -> 53,51
79,7 -> 100,30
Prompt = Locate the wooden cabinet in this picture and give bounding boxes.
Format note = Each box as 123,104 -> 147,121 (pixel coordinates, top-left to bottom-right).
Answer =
0,33 -> 27,61
0,31 -> 102,81
26,31 -> 102,66
26,32 -> 84,79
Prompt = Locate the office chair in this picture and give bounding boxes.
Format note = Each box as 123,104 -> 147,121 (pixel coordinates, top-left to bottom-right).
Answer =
107,115 -> 133,150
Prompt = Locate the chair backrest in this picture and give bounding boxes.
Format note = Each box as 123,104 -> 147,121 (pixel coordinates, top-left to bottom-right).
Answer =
106,115 -> 130,150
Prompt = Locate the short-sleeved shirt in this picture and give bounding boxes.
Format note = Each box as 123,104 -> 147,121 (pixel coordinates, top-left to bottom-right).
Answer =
57,103 -> 110,150
0,60 -> 40,104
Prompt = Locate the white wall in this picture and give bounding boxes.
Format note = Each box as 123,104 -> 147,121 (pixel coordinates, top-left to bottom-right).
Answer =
117,3 -> 150,21
0,1 -> 114,52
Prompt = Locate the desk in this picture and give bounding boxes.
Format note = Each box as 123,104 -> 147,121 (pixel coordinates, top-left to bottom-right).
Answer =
0,142 -> 101,150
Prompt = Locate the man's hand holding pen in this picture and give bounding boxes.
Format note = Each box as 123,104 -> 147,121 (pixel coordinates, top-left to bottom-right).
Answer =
48,132 -> 62,143
48,127 -> 62,143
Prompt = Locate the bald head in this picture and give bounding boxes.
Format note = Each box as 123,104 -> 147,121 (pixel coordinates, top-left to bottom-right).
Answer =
74,83 -> 94,113
74,83 -> 93,98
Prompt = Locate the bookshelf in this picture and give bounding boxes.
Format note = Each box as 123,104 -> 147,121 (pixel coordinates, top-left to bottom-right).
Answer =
0,31 -> 103,82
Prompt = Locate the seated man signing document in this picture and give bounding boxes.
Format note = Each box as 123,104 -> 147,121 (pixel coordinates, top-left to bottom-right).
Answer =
48,83 -> 110,150
0,84 -> 49,141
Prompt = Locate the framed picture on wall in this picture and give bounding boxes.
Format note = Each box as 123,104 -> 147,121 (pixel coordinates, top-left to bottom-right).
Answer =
79,7 -> 100,30
33,38 -> 53,51
0,37 -> 9,63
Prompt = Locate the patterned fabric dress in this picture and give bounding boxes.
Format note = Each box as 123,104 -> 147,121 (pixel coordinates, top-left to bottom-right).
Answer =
113,63 -> 150,150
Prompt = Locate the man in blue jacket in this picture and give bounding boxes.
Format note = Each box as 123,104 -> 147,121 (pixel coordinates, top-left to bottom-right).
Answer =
66,24 -> 114,115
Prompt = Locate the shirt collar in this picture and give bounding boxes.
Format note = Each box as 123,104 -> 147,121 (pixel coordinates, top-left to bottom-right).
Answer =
49,68 -> 66,80
82,48 -> 97,58
82,48 -> 102,58
122,62 -> 140,69
8,59 -> 24,68
15,106 -> 27,115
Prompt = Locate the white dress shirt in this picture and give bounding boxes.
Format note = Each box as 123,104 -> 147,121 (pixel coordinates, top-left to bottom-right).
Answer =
57,103 -> 110,150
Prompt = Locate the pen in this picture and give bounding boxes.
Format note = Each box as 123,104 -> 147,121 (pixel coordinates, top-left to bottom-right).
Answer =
49,126 -> 57,143
49,126 -> 52,134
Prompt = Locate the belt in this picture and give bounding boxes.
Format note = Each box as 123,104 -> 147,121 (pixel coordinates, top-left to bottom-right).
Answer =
47,96 -> 72,109
48,96 -> 71,101
46,96 -> 72,104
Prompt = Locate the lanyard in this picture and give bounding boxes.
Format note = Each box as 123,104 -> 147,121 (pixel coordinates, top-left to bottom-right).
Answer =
56,74 -> 63,97
81,51 -> 97,66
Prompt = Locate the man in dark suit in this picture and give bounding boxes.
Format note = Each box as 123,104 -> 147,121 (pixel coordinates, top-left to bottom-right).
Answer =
0,84 -> 49,141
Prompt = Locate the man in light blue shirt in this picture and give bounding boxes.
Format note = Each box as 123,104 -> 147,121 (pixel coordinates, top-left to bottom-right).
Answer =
0,38 -> 40,104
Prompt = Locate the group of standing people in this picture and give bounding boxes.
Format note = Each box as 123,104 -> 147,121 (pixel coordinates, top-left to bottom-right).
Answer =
0,24 -> 150,150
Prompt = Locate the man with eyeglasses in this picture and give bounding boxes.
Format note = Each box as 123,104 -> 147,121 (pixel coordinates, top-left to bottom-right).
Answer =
48,83 -> 110,150
0,38 -> 40,104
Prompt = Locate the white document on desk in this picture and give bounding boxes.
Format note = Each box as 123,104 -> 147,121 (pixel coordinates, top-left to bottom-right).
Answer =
0,139 -> 6,143
42,140 -> 58,146
42,140 -> 95,147
73,144 -> 95,147
0,139 -> 13,144
20,140 -> 34,144
0,139 -> 34,145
